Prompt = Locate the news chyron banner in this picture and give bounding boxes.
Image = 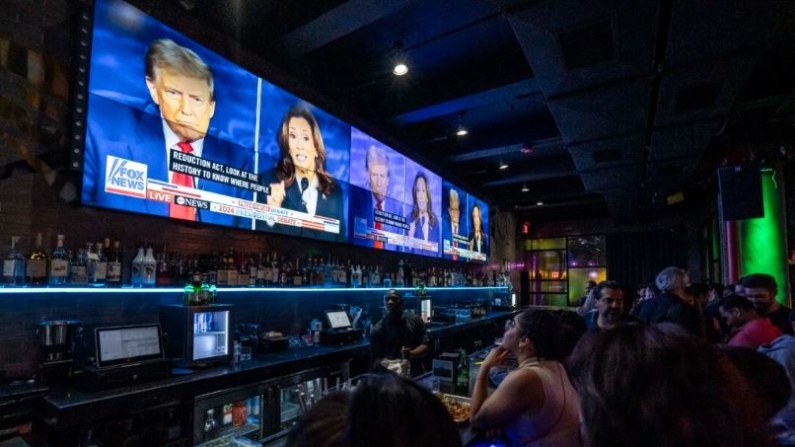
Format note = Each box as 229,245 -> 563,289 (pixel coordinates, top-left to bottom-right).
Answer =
103,152 -> 341,235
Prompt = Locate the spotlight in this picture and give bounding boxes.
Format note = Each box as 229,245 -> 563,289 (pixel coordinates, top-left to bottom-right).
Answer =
499,158 -> 508,170
521,183 -> 529,192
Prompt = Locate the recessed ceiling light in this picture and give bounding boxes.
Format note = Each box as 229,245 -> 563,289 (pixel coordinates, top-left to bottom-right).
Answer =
536,201 -> 544,206
521,183 -> 529,192
499,159 -> 508,170
393,63 -> 408,76
455,110 -> 468,136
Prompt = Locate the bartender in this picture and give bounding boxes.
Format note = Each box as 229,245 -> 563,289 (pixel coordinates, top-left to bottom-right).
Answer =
370,289 -> 430,375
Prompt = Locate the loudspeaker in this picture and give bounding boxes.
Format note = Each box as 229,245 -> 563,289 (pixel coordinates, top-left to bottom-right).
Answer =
718,163 -> 764,221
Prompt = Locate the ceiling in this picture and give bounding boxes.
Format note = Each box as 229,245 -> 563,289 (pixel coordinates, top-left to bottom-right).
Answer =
131,0 -> 795,224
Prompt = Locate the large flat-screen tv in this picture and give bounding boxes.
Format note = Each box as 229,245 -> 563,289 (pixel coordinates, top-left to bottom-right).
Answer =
80,0 -> 488,262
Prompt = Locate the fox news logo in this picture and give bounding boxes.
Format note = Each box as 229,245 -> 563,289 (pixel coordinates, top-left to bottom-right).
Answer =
105,156 -> 147,198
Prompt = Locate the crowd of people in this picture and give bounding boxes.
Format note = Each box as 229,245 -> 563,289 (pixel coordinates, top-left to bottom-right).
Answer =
284,268 -> 795,447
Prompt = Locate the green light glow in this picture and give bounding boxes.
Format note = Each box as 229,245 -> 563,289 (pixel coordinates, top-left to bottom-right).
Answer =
738,168 -> 789,304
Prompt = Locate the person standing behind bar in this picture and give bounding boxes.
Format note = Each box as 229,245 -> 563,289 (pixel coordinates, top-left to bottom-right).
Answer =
370,289 -> 429,375
82,38 -> 252,226
256,106 -> 344,242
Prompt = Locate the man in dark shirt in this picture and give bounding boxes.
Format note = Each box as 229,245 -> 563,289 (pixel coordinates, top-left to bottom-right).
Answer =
637,266 -> 701,335
370,289 -> 430,375
742,273 -> 793,335
585,280 -> 627,331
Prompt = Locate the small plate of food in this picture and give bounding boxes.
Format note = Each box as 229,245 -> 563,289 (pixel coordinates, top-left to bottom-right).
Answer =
440,394 -> 471,424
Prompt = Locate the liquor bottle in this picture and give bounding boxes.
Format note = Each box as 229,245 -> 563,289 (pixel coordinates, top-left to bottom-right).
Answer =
106,240 -> 123,287
3,236 -> 25,286
203,408 -> 219,440
292,258 -> 302,287
70,248 -> 88,286
278,257 -> 289,287
130,243 -> 145,287
456,348 -> 469,395
396,260 -> 405,287
258,253 -> 269,287
248,255 -> 258,286
91,242 -> 108,286
49,234 -> 69,285
226,248 -> 239,286
27,232 -> 48,285
301,257 -> 310,286
237,255 -> 249,286
323,254 -> 333,288
270,252 -> 280,287
345,260 -> 352,288
156,247 -> 171,287
351,264 -> 362,288
142,244 -> 157,287
85,243 -> 97,285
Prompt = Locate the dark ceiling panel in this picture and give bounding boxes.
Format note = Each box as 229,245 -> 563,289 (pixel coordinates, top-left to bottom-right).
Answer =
143,0 -> 795,225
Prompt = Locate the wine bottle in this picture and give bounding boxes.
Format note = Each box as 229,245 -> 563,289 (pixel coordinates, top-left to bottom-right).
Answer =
3,236 -> 25,286
27,232 -> 48,285
48,234 -> 69,286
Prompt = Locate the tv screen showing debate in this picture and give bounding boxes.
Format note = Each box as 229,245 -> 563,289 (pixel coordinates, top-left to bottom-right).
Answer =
81,0 -> 488,262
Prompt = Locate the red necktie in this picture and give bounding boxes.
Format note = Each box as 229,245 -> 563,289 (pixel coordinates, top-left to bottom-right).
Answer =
169,142 -> 196,221
374,202 -> 384,249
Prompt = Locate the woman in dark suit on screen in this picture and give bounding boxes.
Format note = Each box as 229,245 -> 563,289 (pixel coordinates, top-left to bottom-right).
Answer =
257,106 -> 344,241
407,172 -> 440,255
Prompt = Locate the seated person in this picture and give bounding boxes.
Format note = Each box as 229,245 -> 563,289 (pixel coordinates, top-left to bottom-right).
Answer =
469,309 -> 581,447
370,289 -> 430,375
286,374 -> 462,447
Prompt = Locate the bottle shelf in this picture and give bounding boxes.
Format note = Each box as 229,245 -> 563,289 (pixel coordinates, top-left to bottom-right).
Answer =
0,286 -> 508,294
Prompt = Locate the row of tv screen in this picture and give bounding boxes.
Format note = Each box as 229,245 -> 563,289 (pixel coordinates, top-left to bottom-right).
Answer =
81,0 -> 489,262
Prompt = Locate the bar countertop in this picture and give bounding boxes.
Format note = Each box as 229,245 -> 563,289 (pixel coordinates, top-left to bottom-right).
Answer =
41,310 -> 518,429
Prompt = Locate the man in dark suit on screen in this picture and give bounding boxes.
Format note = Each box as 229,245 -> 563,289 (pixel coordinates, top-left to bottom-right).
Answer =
349,145 -> 404,251
82,38 -> 252,227
442,187 -> 467,260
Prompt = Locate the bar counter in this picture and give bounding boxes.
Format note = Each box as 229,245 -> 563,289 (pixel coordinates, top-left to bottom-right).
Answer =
34,309 -> 518,445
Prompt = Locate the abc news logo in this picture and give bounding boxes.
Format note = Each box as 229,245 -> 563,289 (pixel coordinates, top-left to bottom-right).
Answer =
105,156 -> 147,198
175,196 -> 210,210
